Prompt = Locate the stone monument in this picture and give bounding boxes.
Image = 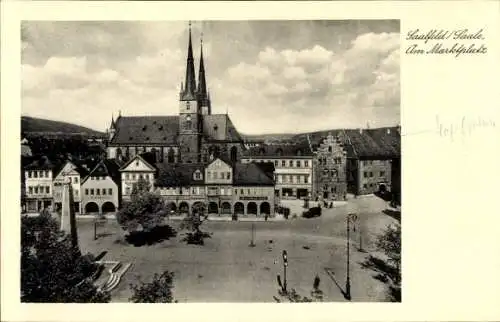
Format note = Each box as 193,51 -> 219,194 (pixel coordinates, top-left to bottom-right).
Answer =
60,177 -> 79,253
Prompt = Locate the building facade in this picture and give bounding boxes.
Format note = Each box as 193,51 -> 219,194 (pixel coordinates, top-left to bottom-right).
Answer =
53,160 -> 87,213
81,160 -> 120,214
106,24 -> 246,165
313,133 -> 348,201
24,156 -> 55,213
241,144 -> 313,200
119,154 -> 156,201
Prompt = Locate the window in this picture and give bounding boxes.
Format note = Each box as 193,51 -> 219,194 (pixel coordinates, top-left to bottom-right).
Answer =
240,189 -> 244,195
370,172 -> 373,177
125,187 -> 131,195
29,187 -> 33,194
194,171 -> 202,180
278,175 -> 282,184
234,189 -> 238,195
103,189 -> 107,195
305,161 -> 309,167
75,189 -> 79,196
74,177 -> 78,183
226,172 -> 231,180
306,175 -> 310,183
289,160 -> 293,167
207,171 -> 212,180
85,189 -> 89,195
40,171 -> 44,178
247,189 -> 251,195
139,174 -> 143,180
34,171 -> 38,178
27,172 -> 32,178
126,174 -> 130,180
328,146 -> 332,152
364,172 -> 368,178
109,188 -> 112,195
296,160 -> 301,167
96,189 -> 100,195
380,171 -> 385,177
282,161 -> 286,167
90,189 -> 94,195
274,160 -> 278,167
363,184 -> 367,189
46,186 -> 50,194
132,174 -> 136,180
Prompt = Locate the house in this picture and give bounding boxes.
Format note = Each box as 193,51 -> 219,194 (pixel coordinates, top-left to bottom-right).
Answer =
241,143 -> 313,200
24,156 -> 57,213
53,160 -> 89,213
119,153 -> 157,201
81,159 -> 121,214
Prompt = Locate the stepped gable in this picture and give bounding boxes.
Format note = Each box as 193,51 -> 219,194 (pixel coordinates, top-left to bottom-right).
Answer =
110,116 -> 179,145
233,163 -> 275,186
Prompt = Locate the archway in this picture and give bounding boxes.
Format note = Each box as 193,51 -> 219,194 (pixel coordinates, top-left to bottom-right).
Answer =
234,202 -> 244,215
166,202 -> 177,214
260,202 -> 270,215
85,202 -> 99,214
230,146 -> 238,162
179,202 -> 189,215
192,202 -> 206,215
208,202 -> 219,214
247,202 -> 258,215
101,202 -> 116,213
221,202 -> 232,214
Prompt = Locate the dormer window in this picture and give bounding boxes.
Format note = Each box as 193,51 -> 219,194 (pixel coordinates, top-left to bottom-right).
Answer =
193,170 -> 202,180
297,149 -> 303,156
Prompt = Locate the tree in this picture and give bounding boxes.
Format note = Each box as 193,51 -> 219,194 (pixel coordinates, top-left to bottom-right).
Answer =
179,203 -> 210,245
130,177 -> 151,201
361,223 -> 401,301
129,271 -> 176,303
116,191 -> 169,232
21,214 -> 110,303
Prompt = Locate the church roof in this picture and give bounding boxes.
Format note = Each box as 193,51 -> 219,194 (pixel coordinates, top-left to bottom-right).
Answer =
343,127 -> 400,159
110,116 -> 179,145
233,163 -> 275,186
202,114 -> 243,142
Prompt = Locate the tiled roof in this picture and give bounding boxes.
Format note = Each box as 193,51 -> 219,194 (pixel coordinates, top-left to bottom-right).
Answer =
234,163 -> 275,186
242,143 -> 313,158
110,114 -> 244,146
255,162 -> 275,179
202,114 -> 243,142
54,160 -> 90,178
83,159 -> 121,185
110,116 -> 179,145
343,127 -> 400,158
24,156 -> 58,171
155,163 -> 206,187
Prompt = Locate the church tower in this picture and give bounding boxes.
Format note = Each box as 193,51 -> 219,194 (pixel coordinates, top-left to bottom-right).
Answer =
179,22 -> 202,163
197,35 -> 211,115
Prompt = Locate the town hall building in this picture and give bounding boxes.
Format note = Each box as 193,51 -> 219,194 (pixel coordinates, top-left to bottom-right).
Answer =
106,24 -> 246,165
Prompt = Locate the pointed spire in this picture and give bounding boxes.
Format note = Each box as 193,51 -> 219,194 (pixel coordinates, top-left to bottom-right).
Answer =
197,32 -> 207,99
181,21 -> 196,101
111,114 -> 116,129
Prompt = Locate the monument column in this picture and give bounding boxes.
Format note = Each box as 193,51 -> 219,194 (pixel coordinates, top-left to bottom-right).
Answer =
60,178 -> 80,254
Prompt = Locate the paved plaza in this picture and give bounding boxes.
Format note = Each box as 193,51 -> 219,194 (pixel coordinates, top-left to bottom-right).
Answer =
76,195 -> 399,302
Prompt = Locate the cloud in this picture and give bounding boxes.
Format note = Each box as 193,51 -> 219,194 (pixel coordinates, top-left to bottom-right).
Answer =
21,21 -> 400,134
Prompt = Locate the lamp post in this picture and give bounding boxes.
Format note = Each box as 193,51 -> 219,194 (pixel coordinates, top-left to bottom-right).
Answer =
346,213 -> 357,300
283,250 -> 288,293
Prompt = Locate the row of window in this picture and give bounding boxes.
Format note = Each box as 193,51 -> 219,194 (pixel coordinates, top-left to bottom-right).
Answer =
277,174 -> 310,184
123,173 -> 153,181
54,176 -> 79,185
28,186 -> 50,195
54,189 -> 80,198
89,176 -> 107,181
249,159 -> 310,168
155,186 -> 270,196
206,171 -> 231,181
364,171 -> 385,178
27,170 -> 51,178
85,188 -> 113,196
318,157 -> 343,165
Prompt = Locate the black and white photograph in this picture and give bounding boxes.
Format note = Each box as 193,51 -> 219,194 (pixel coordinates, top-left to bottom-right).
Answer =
20,20 -> 401,303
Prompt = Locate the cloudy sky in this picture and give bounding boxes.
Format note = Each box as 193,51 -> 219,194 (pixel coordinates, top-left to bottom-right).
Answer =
22,20 -> 400,134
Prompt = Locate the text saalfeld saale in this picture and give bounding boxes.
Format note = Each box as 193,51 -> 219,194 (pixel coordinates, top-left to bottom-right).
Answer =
406,28 -> 485,43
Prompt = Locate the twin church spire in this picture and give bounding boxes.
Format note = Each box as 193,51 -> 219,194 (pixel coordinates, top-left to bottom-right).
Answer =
180,22 -> 210,113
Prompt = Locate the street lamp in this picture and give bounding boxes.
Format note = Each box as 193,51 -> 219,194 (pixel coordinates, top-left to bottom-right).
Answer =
282,250 -> 288,293
346,213 -> 357,300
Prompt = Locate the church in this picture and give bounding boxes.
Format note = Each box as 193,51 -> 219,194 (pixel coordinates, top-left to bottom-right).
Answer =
106,24 -> 245,164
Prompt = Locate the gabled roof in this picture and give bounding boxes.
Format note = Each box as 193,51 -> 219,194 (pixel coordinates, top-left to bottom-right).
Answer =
343,127 -> 400,159
83,159 -> 121,185
155,163 -> 206,187
202,114 -> 243,142
54,160 -> 89,178
234,163 -> 275,186
119,154 -> 157,172
110,116 -> 179,145
242,143 -> 313,158
206,156 -> 233,168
